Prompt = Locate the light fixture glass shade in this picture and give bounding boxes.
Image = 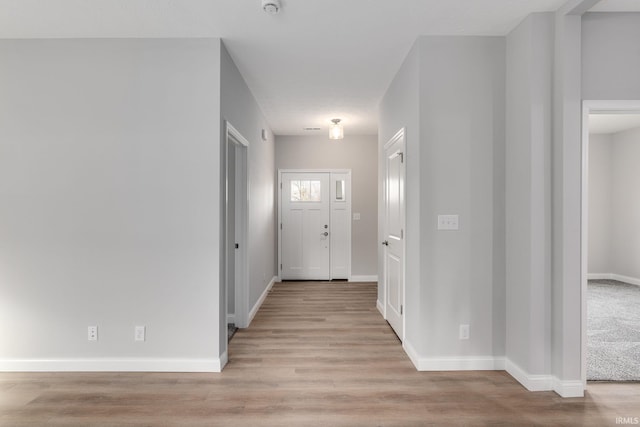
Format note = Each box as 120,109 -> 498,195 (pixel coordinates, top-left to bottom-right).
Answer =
329,119 -> 344,140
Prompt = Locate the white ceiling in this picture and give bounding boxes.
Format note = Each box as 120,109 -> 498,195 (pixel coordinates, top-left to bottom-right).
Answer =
0,0 -> 634,136
589,114 -> 640,134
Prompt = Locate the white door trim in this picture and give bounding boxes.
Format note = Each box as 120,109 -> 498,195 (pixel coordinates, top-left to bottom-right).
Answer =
225,121 -> 250,329
580,100 -> 640,388
278,169 -> 351,281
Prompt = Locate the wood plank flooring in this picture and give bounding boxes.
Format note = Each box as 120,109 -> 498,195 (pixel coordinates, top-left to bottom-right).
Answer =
1,281 -> 639,426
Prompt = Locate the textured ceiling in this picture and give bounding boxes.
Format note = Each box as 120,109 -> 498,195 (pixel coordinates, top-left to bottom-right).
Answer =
0,1 -> 629,136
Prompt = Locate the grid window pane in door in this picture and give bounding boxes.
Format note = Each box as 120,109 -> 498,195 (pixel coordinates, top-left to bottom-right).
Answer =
300,181 -> 311,201
290,180 -> 321,202
310,180 -> 321,201
291,180 -> 301,201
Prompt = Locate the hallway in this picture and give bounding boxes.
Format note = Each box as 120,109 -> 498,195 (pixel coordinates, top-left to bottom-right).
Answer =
1,282 -> 638,426
226,281 -> 638,426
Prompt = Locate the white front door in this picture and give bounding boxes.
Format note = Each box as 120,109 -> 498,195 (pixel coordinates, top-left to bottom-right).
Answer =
281,172 -> 331,280
384,131 -> 405,340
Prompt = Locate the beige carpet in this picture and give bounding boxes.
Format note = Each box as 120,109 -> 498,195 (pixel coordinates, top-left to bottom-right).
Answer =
588,279 -> 640,381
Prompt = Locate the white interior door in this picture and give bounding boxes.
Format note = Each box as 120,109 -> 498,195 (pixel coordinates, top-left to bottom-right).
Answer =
225,122 -> 249,329
384,131 -> 405,340
226,140 -> 237,325
281,172 -> 331,280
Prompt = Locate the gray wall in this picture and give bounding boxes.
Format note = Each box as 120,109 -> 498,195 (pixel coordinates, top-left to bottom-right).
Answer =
550,7 -> 583,388
582,11 -> 640,283
582,13 -> 640,100
587,133 -> 612,275
0,39 -> 223,365
275,134 -> 377,277
589,128 -> 640,280
499,9 -> 640,393
378,41 -> 421,348
505,12 -> 553,377
379,36 -> 505,360
418,36 -> 505,358
220,43 -> 276,333
557,10 -> 640,384
610,127 -> 640,280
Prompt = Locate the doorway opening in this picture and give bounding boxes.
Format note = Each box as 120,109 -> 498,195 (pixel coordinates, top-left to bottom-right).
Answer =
225,122 -> 249,339
278,169 -> 351,281
581,101 -> 640,386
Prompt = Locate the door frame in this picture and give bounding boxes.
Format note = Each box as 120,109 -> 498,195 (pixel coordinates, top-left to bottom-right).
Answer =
277,169 -> 352,281
580,100 -> 640,387
225,121 -> 250,329
381,128 -> 406,341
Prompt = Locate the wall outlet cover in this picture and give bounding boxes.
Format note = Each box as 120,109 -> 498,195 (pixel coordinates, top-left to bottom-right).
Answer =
135,326 -> 146,342
88,326 -> 98,341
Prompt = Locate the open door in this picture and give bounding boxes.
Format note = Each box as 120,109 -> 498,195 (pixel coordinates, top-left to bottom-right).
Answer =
225,122 -> 249,332
383,129 -> 405,340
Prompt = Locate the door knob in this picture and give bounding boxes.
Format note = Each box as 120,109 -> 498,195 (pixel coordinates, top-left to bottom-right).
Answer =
382,240 -> 389,246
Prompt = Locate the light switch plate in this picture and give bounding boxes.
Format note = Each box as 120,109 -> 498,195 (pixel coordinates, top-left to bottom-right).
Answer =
459,324 -> 470,340
353,213 -> 361,221
437,215 -> 459,230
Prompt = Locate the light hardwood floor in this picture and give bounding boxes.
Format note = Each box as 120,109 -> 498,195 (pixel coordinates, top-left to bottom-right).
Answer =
1,281 -> 638,426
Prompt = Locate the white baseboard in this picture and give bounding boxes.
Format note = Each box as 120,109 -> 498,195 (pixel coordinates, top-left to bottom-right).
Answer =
227,314 -> 236,324
403,339 -> 421,370
505,358 -> 552,392
611,273 -> 640,286
588,273 -> 640,286
376,299 -> 385,317
349,275 -> 378,283
404,351 -> 580,398
0,357 -> 224,373
247,275 -> 278,326
418,356 -> 505,371
219,351 -> 228,372
402,340 -> 504,371
552,377 -> 584,398
588,273 -> 612,280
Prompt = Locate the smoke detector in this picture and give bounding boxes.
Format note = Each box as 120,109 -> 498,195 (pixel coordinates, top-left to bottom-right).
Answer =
262,0 -> 281,15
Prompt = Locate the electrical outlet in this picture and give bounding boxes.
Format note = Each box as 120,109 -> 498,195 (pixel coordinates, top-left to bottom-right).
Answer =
459,324 -> 470,340
135,326 -> 146,342
88,326 -> 98,341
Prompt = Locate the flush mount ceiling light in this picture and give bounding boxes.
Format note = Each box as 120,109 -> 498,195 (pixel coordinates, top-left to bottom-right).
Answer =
329,119 -> 344,140
262,0 -> 281,15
